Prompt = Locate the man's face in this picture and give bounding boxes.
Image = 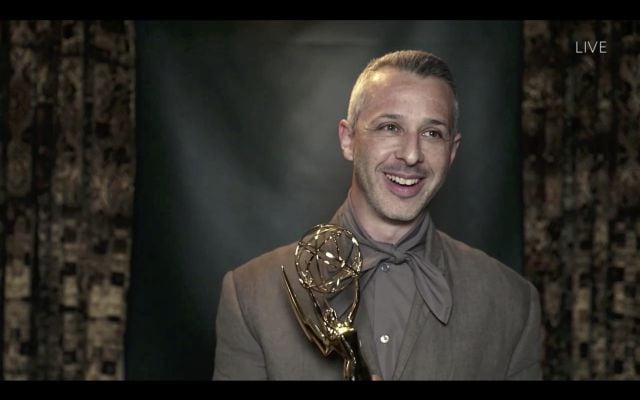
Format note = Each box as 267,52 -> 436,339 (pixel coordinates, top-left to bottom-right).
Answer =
339,68 -> 461,225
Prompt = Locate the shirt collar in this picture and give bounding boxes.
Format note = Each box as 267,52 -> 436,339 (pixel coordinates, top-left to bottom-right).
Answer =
329,194 -> 453,325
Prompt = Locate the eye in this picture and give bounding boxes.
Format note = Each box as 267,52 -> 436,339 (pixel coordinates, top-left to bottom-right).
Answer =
422,129 -> 444,139
379,123 -> 400,132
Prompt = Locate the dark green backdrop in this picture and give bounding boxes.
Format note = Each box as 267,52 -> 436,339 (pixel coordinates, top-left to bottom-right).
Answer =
126,21 -> 523,380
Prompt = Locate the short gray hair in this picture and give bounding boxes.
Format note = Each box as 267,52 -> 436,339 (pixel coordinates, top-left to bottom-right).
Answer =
347,50 -> 459,133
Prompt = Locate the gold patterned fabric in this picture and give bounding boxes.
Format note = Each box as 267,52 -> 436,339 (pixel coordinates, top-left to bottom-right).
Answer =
523,21 -> 640,379
0,21 -> 135,380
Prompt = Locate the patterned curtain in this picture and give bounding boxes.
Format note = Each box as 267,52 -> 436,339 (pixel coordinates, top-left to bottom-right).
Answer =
0,21 -> 135,379
523,21 -> 640,379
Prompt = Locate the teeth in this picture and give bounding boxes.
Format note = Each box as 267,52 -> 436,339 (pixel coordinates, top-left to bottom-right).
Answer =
385,174 -> 420,186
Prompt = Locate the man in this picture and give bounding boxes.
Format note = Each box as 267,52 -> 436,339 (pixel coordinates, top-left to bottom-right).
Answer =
213,50 -> 543,380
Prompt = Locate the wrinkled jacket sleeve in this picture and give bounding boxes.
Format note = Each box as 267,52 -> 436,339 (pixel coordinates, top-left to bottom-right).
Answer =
213,271 -> 267,380
507,281 -> 544,380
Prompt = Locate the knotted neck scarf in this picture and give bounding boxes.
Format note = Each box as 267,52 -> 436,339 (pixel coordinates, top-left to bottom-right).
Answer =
331,195 -> 453,325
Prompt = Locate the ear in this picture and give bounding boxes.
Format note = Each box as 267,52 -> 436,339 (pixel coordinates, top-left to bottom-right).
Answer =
338,119 -> 355,161
448,132 -> 462,167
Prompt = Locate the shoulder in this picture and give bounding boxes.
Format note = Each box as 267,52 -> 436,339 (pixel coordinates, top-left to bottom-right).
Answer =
225,242 -> 298,300
435,231 -> 542,376
234,243 -> 297,277
436,230 -> 537,304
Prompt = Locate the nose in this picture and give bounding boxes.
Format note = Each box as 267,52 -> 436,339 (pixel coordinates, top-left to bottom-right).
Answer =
395,132 -> 424,165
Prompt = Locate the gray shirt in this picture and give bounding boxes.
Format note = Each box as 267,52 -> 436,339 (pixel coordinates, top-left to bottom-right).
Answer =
333,194 -> 452,379
363,258 -> 416,379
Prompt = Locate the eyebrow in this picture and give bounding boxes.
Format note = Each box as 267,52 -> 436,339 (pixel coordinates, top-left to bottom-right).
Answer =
374,113 -> 403,121
372,114 -> 449,128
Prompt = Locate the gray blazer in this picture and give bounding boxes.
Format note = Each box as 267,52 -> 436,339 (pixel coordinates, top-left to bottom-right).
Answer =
213,228 -> 543,380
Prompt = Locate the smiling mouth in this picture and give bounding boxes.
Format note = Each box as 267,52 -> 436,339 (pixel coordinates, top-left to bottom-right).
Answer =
384,173 -> 422,187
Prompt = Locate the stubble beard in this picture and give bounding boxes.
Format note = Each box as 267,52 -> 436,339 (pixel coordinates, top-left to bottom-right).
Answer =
353,157 -> 432,224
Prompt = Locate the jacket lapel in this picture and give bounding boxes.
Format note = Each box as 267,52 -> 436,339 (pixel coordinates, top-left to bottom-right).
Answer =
391,290 -> 427,379
392,290 -> 457,380
392,230 -> 456,380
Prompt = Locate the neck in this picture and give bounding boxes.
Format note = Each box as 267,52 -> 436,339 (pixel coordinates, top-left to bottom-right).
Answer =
348,190 -> 423,245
